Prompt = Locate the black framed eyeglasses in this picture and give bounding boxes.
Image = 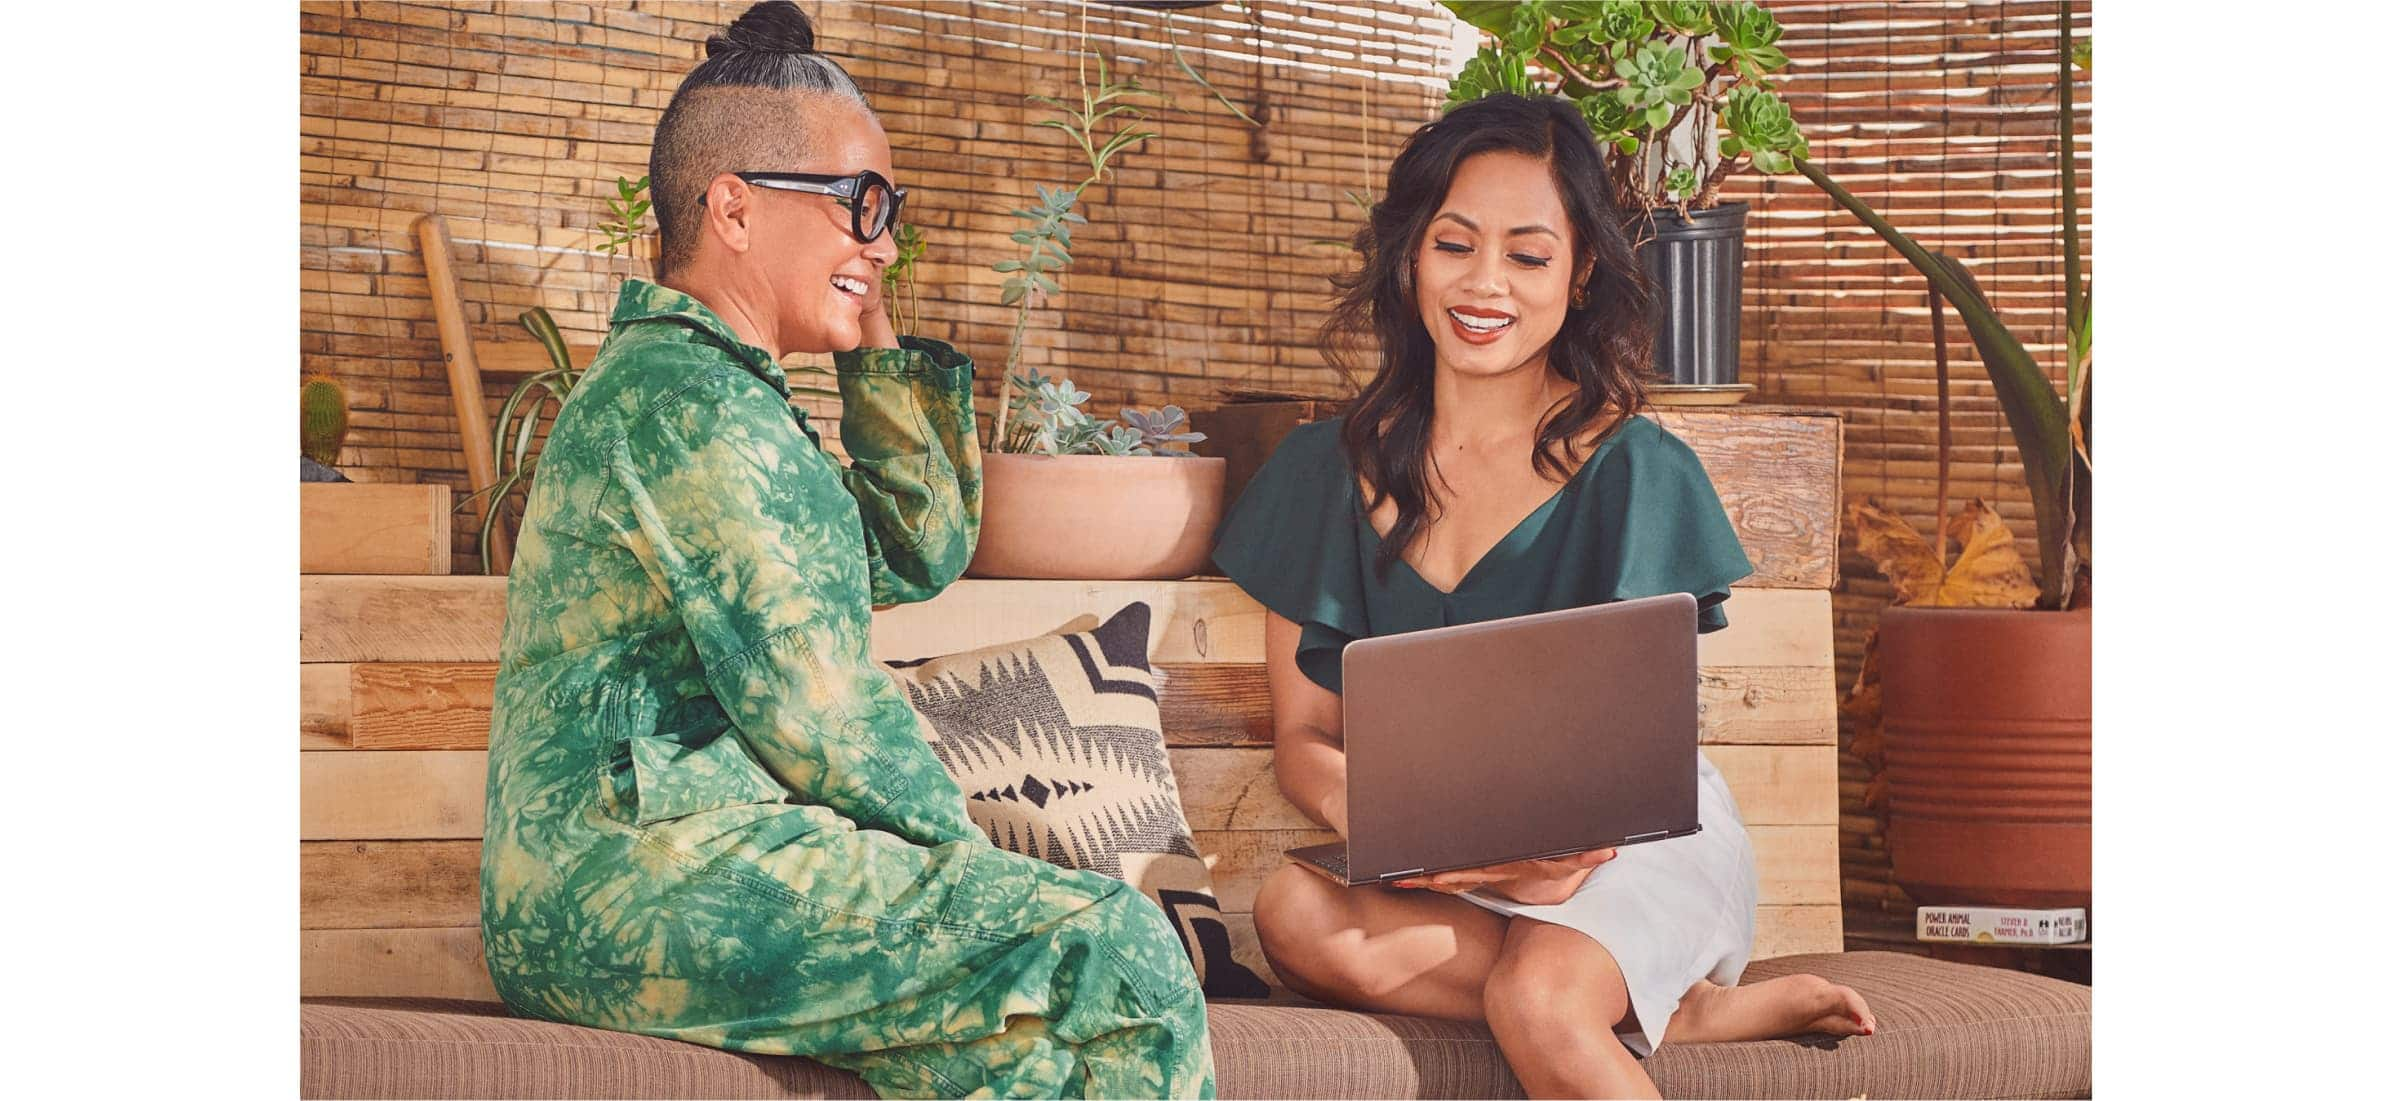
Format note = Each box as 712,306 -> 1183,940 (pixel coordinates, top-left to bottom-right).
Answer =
705,169 -> 907,243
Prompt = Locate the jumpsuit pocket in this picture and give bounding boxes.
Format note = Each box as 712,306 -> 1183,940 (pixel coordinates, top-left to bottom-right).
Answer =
621,731 -> 790,826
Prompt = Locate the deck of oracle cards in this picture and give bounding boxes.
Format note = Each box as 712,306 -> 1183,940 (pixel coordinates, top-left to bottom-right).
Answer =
1916,906 -> 2087,945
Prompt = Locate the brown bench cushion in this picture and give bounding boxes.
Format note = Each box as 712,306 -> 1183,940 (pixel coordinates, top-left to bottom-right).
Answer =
300,951 -> 2088,1099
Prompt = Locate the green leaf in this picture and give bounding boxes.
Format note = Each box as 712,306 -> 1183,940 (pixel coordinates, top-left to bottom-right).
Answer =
1000,282 -> 1026,306
515,306 -> 574,377
1650,1 -> 1712,35
1442,1 -> 1521,35
1645,104 -> 1671,129
992,259 -> 1024,272
1664,166 -> 1699,199
1593,0 -> 1654,42
1168,33 -> 1259,126
1031,271 -> 1061,295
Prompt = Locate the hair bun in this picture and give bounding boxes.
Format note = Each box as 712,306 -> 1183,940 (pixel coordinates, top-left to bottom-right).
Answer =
706,1 -> 817,58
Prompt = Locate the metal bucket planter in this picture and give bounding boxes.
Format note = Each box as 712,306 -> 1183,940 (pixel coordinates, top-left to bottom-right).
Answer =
1640,201 -> 1748,386
966,453 -> 1228,580
1879,606 -> 2093,909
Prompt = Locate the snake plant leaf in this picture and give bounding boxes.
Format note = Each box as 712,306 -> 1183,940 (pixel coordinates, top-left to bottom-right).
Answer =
517,307 -> 574,377
1801,158 -> 2077,608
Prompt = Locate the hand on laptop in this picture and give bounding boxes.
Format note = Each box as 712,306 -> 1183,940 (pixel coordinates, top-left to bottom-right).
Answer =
1392,848 -> 1619,905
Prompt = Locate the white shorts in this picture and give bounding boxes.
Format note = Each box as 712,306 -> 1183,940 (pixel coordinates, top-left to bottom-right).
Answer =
1459,750 -> 1759,1055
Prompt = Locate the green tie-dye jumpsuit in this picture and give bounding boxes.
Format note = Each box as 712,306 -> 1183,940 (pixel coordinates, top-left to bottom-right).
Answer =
480,280 -> 1214,1099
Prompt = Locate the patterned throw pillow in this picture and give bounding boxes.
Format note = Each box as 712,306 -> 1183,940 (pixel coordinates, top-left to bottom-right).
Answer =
884,601 -> 1270,998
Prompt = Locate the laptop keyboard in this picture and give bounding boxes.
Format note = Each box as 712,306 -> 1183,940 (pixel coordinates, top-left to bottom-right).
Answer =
1309,846 -> 1351,881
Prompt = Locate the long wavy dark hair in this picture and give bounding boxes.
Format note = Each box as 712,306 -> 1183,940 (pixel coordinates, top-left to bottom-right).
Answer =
1325,93 -> 1653,579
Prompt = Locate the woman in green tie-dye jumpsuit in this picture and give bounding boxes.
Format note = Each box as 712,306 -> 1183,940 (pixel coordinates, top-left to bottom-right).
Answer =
478,8 -> 1211,1098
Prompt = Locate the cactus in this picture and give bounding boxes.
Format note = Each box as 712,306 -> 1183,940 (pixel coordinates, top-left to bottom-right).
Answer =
301,376 -> 349,466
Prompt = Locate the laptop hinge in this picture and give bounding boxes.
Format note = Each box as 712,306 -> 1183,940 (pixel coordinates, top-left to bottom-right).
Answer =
1378,868 -> 1427,881
1624,830 -> 1669,843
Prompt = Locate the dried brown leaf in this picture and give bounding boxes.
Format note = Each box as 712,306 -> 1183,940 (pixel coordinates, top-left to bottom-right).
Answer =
1932,501 -> 2040,609
1848,498 -> 2038,609
1848,500 -> 1945,605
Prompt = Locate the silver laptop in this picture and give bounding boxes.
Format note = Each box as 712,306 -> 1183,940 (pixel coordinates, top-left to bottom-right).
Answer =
1289,593 -> 1704,885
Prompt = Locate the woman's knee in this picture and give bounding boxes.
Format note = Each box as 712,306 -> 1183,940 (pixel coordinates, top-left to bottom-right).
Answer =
1253,864 -> 1377,998
1484,923 -> 1631,1038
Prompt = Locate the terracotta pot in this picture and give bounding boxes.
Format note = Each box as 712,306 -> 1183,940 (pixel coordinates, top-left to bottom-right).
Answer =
1879,606 -> 2091,909
967,453 -> 1228,580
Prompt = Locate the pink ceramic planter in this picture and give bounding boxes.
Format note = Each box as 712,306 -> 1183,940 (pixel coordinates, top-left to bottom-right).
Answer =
966,452 -> 1229,580
1879,605 -> 2093,910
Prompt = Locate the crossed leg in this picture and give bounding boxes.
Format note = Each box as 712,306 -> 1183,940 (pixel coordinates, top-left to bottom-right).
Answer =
1253,864 -> 1873,1099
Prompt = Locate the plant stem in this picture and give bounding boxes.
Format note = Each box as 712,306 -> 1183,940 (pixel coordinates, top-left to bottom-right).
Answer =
1929,284 -> 1952,571
991,298 -> 1033,450
1536,44 -> 1618,96
2058,2 -> 2083,419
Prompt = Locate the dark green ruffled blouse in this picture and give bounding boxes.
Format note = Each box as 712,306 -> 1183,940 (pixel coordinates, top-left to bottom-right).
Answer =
1210,415 -> 1754,695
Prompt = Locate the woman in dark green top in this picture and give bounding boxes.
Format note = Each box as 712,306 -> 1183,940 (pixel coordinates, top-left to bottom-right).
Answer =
1211,95 -> 1872,1098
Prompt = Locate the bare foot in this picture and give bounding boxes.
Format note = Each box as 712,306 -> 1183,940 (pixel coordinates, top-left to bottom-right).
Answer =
1665,975 -> 1877,1045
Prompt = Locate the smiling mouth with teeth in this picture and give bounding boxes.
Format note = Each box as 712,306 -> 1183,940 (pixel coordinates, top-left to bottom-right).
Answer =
1449,309 -> 1515,333
830,275 -> 870,298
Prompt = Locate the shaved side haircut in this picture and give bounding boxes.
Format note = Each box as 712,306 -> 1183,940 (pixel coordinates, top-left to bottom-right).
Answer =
648,1 -> 870,279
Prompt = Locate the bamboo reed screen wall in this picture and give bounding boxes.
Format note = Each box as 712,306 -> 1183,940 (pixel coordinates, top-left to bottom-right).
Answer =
1714,1 -> 2092,931
300,0 -> 1455,527
302,0 -> 2091,940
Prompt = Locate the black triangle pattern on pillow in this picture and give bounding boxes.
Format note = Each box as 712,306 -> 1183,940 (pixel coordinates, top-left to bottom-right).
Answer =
887,601 -> 1270,998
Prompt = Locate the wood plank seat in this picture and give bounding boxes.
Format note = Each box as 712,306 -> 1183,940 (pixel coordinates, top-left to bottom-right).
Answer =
298,576 -> 1845,1001
295,407 -> 2091,1098
299,484 -> 452,576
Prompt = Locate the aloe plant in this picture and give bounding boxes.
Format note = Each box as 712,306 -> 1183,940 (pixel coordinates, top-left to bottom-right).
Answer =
987,53 -> 1163,451
1803,15 -> 2089,610
1443,0 -> 1808,214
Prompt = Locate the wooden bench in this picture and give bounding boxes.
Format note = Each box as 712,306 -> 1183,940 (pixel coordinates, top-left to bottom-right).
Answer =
297,409 -> 2091,1098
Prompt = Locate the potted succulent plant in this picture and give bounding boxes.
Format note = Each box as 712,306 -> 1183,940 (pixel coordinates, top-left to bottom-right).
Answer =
1823,17 -> 2091,910
1442,0 -> 1810,399
969,54 -> 1228,580
975,368 -> 1219,579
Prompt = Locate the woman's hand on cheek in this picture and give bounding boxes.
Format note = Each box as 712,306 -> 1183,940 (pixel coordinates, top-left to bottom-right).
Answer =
857,291 -> 898,350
